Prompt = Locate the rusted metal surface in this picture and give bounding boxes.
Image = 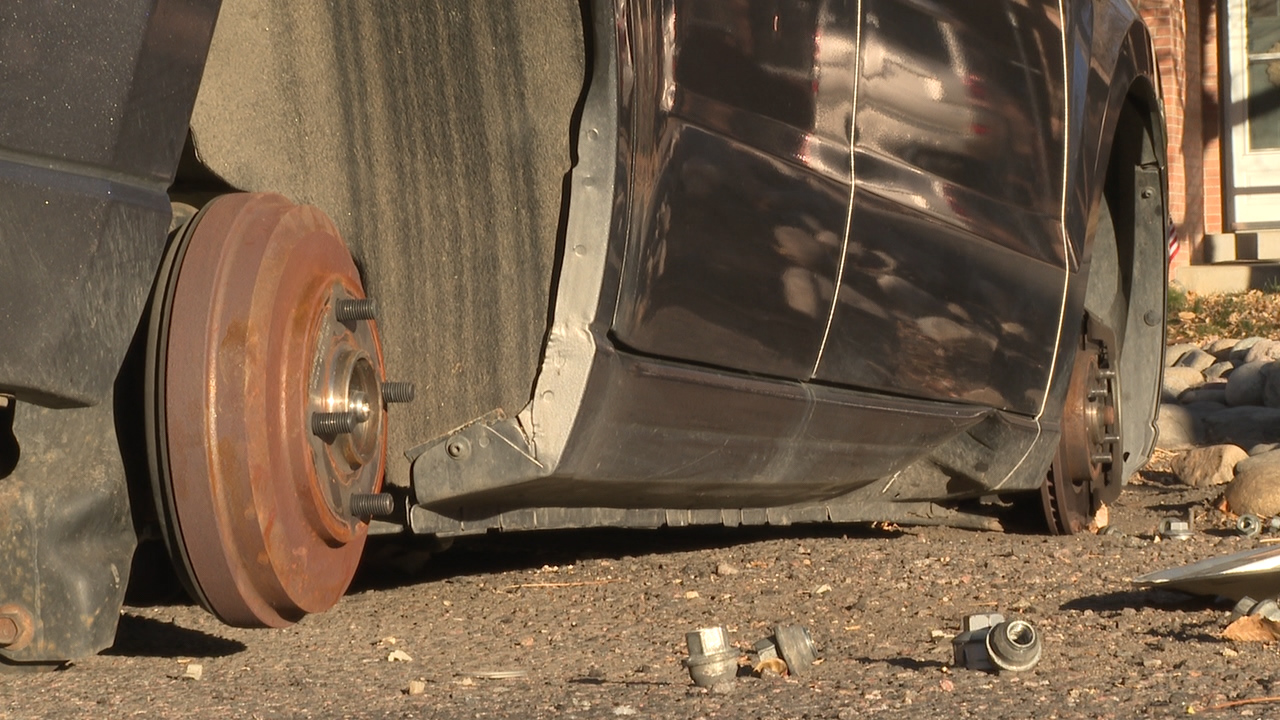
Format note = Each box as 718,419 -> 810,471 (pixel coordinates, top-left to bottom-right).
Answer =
0,604 -> 34,651
151,192 -> 386,628
1043,342 -> 1118,535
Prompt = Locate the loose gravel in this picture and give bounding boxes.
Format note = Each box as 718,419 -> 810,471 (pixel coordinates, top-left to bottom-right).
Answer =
2,464 -> 1277,719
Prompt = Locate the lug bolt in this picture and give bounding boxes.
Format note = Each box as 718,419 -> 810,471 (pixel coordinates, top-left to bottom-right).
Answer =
312,411 -> 358,436
382,381 -> 416,404
350,493 -> 395,518
335,298 -> 378,322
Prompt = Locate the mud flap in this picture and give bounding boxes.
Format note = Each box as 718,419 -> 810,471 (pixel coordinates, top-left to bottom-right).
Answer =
0,402 -> 134,668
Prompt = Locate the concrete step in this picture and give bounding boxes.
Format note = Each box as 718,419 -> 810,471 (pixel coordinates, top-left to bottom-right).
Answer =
1174,261 -> 1280,294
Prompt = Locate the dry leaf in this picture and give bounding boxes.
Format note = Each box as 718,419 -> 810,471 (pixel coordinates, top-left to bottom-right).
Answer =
1223,615 -> 1280,643
1178,311 -> 1197,321
754,657 -> 789,676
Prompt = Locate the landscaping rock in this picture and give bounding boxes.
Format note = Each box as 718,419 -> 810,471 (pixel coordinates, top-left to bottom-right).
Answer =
1169,444 -> 1248,487
1205,361 -> 1234,380
1179,382 -> 1228,405
1264,364 -> 1280,409
1206,338 -> 1240,358
1203,406 -> 1280,448
1164,366 -> 1208,402
1225,451 -> 1280,516
1164,343 -> 1199,367
1226,361 -> 1271,406
1245,339 -> 1280,365
1250,443 -> 1280,456
1174,348 -> 1217,371
1231,337 -> 1268,365
1156,404 -> 1203,450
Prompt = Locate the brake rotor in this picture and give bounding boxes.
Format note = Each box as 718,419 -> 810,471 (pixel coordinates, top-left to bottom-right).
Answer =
145,192 -> 388,627
1042,337 -> 1122,535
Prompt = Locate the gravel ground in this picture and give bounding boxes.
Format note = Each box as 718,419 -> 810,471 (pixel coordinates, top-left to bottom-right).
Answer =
3,463 -> 1278,719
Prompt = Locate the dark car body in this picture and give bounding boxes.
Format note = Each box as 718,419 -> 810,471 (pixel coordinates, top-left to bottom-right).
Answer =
0,0 -> 1166,666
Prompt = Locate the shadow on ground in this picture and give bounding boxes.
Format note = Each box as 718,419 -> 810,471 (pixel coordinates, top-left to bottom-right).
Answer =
104,614 -> 245,659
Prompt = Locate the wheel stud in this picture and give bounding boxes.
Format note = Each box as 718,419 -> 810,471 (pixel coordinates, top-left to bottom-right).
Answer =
335,298 -> 377,322
382,381 -> 415,404
350,493 -> 395,518
312,411 -> 359,436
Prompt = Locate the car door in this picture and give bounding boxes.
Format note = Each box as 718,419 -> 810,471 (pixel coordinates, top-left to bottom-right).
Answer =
611,0 -> 858,381
813,0 -> 1069,415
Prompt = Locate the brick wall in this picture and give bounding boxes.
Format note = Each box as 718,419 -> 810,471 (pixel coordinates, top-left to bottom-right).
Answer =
1137,0 -> 1227,265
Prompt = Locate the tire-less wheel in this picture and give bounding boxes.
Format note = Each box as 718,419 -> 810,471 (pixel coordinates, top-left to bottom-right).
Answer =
1043,142 -> 1166,535
144,193 -> 388,627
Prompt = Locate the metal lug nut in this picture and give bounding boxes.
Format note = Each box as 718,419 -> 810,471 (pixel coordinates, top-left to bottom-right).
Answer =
335,298 -> 378,323
953,613 -> 1041,673
985,619 -> 1042,672
350,493 -> 395,518
773,624 -> 819,675
312,411 -> 358,436
684,626 -> 739,688
1158,517 -> 1193,540
382,381 -> 416,404
1238,514 -> 1263,538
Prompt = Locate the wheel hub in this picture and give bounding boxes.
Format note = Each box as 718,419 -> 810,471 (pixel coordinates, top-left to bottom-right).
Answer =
145,192 -> 388,627
1042,335 -> 1122,534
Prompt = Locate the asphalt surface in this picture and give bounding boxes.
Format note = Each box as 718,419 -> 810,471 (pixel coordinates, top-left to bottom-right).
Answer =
2,463 -> 1275,719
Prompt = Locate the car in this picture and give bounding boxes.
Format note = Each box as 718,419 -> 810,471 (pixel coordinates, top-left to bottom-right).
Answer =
0,0 -> 1167,668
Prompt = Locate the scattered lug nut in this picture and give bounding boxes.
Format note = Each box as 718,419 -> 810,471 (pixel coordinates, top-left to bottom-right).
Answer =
1158,517 -> 1194,541
1237,514 -> 1262,537
953,613 -> 1042,673
683,626 -> 740,688
1232,596 -> 1280,622
773,624 -> 820,675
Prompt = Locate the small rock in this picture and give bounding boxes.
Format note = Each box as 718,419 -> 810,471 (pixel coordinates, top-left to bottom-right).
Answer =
684,590 -> 701,599
406,680 -> 426,696
1156,404 -> 1203,450
715,562 -> 739,576
1226,361 -> 1272,406
1175,348 -> 1217,372
1205,361 -> 1235,380
1204,406 -> 1280,448
1179,382 -> 1228,405
182,663 -> 203,681
1245,339 -> 1280,365
1170,444 -> 1248,487
1165,343 -> 1199,367
1164,366 -> 1208,402
1226,451 -> 1280,516
1206,338 -> 1240,358
388,649 -> 414,662
1263,364 -> 1280,408
1231,337 -> 1268,365
813,584 -> 833,595
613,705 -> 638,716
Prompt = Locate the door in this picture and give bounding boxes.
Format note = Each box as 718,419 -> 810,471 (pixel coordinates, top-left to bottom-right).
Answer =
1226,0 -> 1280,228
813,0 -> 1069,415
611,0 -> 859,380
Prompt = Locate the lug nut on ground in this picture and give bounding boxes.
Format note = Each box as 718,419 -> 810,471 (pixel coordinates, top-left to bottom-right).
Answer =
953,613 -> 1042,673
683,626 -> 740,688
